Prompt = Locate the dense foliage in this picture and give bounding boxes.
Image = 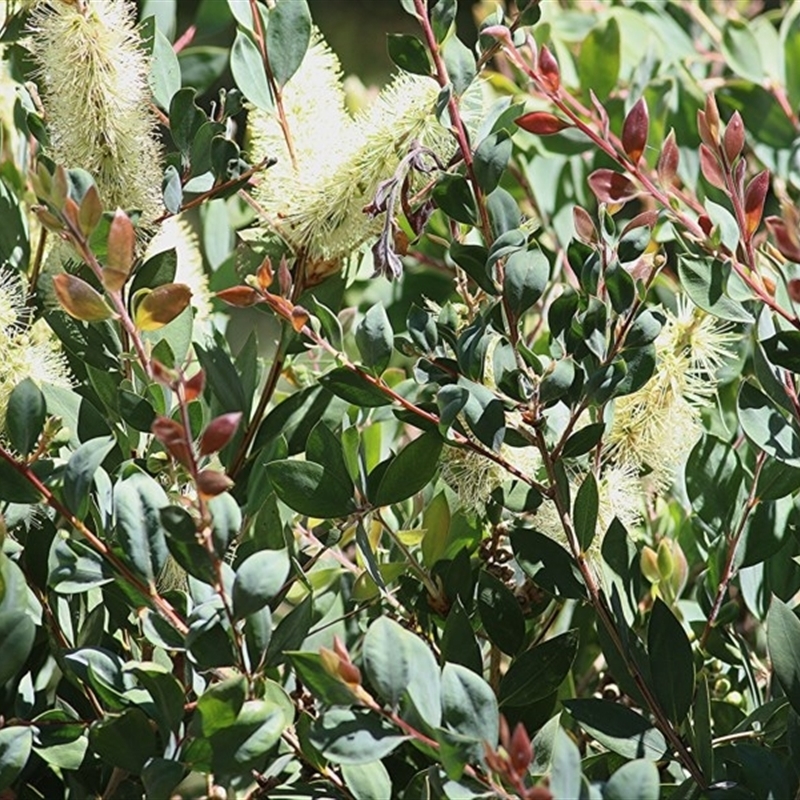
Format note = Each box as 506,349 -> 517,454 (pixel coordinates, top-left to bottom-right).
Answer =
1,0 -> 800,797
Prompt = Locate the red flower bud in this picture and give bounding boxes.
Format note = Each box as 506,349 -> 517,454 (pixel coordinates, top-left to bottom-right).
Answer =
743,170 -> 770,239
723,111 -> 745,163
537,44 -> 560,92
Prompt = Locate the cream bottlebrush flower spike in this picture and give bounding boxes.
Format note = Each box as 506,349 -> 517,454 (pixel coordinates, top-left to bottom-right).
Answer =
0,269 -> 70,431
28,0 -> 163,222
249,31 -> 455,281
606,296 -> 736,489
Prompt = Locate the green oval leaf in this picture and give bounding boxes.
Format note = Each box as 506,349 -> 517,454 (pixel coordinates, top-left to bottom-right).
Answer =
373,431 -> 443,507
648,598 -> 695,724
266,460 -> 356,518
6,378 -> 46,455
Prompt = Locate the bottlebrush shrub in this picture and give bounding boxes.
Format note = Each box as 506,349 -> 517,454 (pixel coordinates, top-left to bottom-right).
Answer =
3,0 -> 800,797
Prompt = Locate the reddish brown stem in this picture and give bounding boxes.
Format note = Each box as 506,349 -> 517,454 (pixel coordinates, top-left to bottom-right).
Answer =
0,446 -> 188,635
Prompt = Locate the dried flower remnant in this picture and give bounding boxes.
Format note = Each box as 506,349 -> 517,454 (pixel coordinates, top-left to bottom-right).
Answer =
249,32 -> 456,277
29,0 -> 163,222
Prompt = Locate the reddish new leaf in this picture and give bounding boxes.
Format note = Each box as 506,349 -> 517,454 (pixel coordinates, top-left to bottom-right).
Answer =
789,278 -> 800,302
587,169 -> 639,204
290,306 -> 310,332
184,369 -> 206,402
766,215 -> 800,262
699,144 -> 725,190
744,170 -> 770,238
573,206 -> 597,243
196,469 -> 234,497
657,129 -> 679,186
151,416 -> 193,469
621,210 -> 658,236
78,184 -> 103,237
199,412 -> 242,456
509,722 -> 533,773
621,97 -> 649,164
52,274 -> 115,322
106,209 -> 135,283
217,285 -> 262,307
515,111 -> 571,136
537,44 -> 560,92
723,111 -> 745,163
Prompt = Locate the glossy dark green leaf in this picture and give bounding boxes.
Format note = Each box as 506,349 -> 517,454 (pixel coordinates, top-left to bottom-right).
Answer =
539,359 -> 576,405
407,304 -> 438,352
648,598 -> 695,724
564,698 -> 667,760
232,549 -> 290,619
195,676 -> 247,736
511,528 -> 586,599
767,597 -> 800,716
499,630 -> 579,707
442,35 -> 476,95
573,473 -> 599,551
460,379 -> 505,451
6,378 -> 45,455
114,471 -> 169,584
604,759 -> 660,800
267,460 -> 355,518
0,457 -> 41,503
761,331 -> 800,373
307,422 -> 352,490
142,758 -> 185,800
617,225 -> 651,264
477,571 -> 525,656
266,0 -> 311,87
503,247 -> 549,320
206,698 -> 287,771
678,255 -> 753,323
168,87 -> 206,154
0,553 -> 36,686
738,381 -> 800,467
63,436 -> 115,515
48,535 -> 114,593
473,130 -> 512,194
605,259 -> 636,313
355,303 -> 394,373
386,33 -> 430,75
561,422 -> 605,459
433,174 -> 476,225
449,242 -> 497,295
0,727 -> 32,791
431,0 -> 457,42
486,186 -> 521,236
685,434 -> 743,528
230,29 -> 272,110
442,598 -> 482,674
320,367 -> 392,407
441,663 -> 498,748
265,594 -> 313,667
363,617 -> 441,727
310,708 -> 407,765
373,431 -> 442,507
341,761 -> 393,800
89,708 -> 157,773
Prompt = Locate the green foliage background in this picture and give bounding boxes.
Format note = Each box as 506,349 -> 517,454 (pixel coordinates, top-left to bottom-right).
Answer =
1,0 -> 800,799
